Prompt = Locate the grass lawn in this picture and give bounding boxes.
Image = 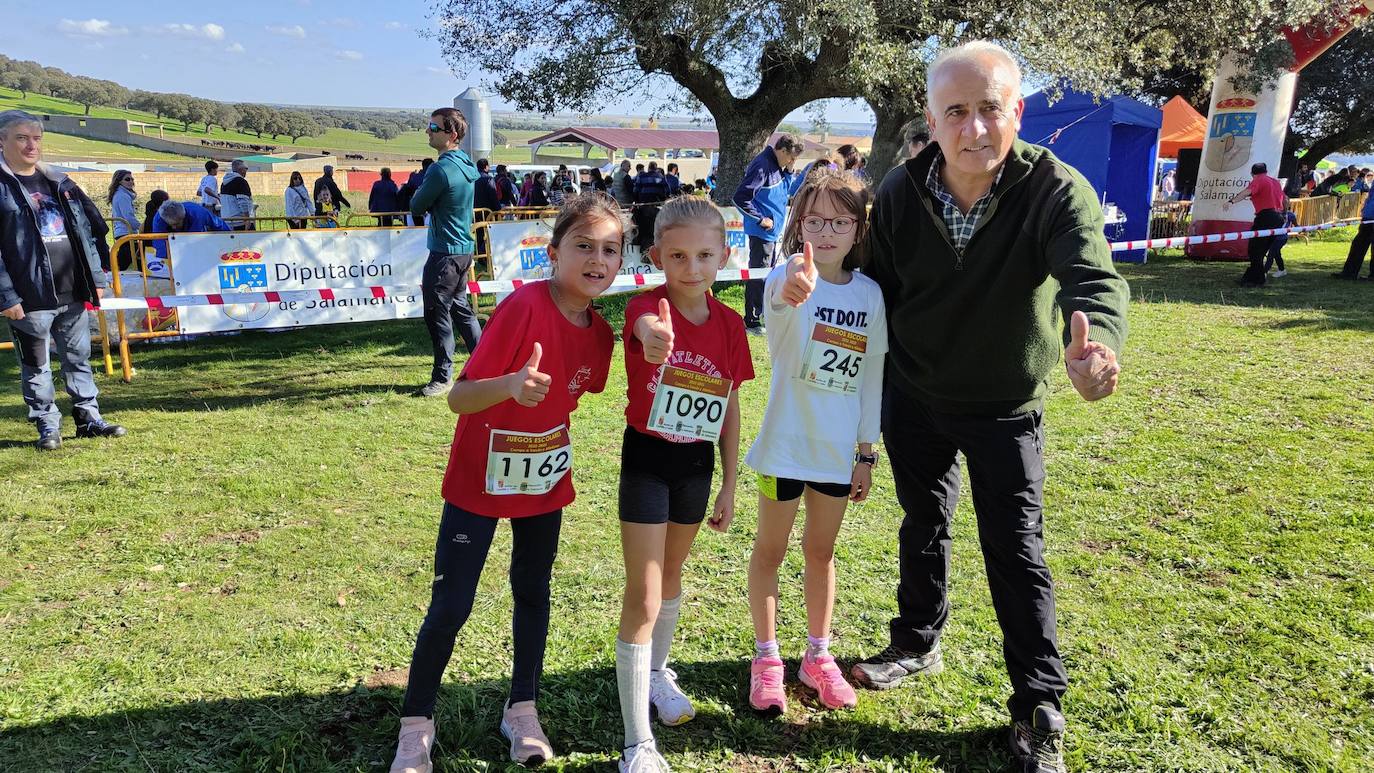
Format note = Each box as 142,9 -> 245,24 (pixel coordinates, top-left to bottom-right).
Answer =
0,238 -> 1371,771
0,89 -> 605,164
38,132 -> 189,162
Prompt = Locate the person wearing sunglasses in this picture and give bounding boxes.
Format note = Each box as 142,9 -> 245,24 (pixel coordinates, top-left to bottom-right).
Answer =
411,107 -> 483,398
105,169 -> 138,271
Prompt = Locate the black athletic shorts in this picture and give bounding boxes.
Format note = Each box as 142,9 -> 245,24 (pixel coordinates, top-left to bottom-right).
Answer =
757,473 -> 851,502
618,426 -> 715,525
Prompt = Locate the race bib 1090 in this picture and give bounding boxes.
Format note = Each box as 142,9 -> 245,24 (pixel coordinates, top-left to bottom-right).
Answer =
799,322 -> 867,395
647,366 -> 731,442
485,426 -> 572,496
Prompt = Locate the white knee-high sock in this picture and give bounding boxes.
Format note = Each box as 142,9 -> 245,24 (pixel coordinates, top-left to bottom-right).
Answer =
650,595 -> 682,673
616,638 -> 653,749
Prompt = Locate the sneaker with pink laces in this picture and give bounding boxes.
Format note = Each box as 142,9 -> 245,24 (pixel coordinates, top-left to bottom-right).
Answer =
389,716 -> 435,773
749,656 -> 786,716
798,651 -> 857,710
500,700 -> 553,765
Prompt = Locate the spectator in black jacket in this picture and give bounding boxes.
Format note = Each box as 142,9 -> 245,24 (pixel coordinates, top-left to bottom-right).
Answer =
368,168 -> 400,226
473,158 -> 501,214
312,165 -> 351,216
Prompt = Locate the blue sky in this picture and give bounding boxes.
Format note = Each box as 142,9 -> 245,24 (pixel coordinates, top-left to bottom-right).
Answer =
1,1 -> 874,125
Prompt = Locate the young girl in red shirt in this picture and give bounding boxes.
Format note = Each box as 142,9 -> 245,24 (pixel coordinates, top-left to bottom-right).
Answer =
390,192 -> 626,773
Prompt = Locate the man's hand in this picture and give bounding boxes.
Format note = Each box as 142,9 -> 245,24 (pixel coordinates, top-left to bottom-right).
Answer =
780,242 -> 818,307
507,342 -> 552,407
639,297 -> 675,364
95,288 -> 104,301
1,303 -> 23,321
1064,310 -> 1120,401
759,216 -> 774,230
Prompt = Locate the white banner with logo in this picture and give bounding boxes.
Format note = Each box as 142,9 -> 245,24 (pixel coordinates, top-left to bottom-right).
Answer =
169,229 -> 428,334
484,205 -> 753,292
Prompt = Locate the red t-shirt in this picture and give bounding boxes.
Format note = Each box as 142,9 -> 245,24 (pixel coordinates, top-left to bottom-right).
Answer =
623,285 -> 754,443
442,281 -> 614,518
1248,174 -> 1285,213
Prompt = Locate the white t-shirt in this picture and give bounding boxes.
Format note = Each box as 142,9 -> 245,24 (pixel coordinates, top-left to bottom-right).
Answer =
744,263 -> 887,484
199,174 -> 219,207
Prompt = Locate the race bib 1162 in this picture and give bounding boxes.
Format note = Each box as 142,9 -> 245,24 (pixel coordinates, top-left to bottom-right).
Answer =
485,426 -> 572,496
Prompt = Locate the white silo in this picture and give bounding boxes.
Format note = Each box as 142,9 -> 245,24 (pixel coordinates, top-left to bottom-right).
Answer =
455,87 -> 492,158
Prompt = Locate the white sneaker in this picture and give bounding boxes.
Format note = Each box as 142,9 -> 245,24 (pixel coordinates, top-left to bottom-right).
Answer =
1272,270 -> 1288,278
499,700 -> 553,765
619,739 -> 672,773
389,716 -> 435,773
649,668 -> 696,726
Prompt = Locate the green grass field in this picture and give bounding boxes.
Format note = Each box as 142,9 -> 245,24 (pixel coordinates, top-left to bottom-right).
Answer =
1,88 -> 599,164
1,239 -> 1372,771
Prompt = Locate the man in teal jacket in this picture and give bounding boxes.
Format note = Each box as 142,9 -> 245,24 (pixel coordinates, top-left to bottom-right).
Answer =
412,107 -> 482,397
851,42 -> 1129,773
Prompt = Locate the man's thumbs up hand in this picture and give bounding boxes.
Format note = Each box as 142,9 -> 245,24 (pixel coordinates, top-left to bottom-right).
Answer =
781,242 -> 818,307
1064,311 -> 1120,402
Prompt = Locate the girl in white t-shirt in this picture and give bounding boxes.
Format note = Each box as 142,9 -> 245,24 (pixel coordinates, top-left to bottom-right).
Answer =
743,167 -> 886,715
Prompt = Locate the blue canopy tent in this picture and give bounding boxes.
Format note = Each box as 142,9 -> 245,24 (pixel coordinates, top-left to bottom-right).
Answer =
1018,89 -> 1163,263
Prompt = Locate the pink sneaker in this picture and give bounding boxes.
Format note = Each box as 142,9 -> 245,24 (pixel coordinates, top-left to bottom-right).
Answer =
798,651 -> 857,710
749,656 -> 786,716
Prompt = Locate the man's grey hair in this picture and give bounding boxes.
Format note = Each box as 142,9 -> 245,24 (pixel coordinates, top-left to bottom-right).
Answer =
926,41 -> 1023,105
159,200 -> 186,226
0,110 -> 42,140
231,159 -> 247,173
773,133 -> 804,154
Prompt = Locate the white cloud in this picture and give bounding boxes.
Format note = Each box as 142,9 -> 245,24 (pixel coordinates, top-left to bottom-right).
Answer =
336,49 -> 364,61
385,21 -> 408,30
266,24 -> 306,39
58,18 -> 129,37
160,22 -> 225,40
425,66 -> 450,75
321,17 -> 360,28
225,42 -> 246,54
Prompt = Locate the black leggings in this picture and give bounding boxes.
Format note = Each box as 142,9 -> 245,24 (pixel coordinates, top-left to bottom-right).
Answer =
401,502 -> 562,717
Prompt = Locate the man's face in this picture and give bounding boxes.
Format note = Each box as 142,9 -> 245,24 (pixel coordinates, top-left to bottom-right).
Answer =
233,163 -> 246,176
1,122 -> 42,169
777,148 -> 801,169
427,116 -> 456,151
926,57 -> 1023,181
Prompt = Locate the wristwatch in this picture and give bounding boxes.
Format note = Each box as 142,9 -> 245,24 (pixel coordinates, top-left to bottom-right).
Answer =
855,451 -> 879,466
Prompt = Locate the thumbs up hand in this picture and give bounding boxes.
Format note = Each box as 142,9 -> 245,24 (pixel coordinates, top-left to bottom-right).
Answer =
640,296 -> 675,364
508,342 -> 552,407
1064,311 -> 1120,401
780,242 -> 818,308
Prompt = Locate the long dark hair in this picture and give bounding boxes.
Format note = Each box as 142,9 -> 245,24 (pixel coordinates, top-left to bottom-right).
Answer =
106,169 -> 132,204
143,189 -> 169,233
289,171 -> 305,187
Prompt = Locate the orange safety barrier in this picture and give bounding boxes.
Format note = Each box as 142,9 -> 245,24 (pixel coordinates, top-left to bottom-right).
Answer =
222,214 -> 339,231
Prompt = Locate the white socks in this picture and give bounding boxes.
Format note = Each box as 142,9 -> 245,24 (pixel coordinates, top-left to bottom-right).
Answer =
755,639 -> 780,659
650,595 -> 682,673
806,634 -> 830,659
616,638 -> 653,749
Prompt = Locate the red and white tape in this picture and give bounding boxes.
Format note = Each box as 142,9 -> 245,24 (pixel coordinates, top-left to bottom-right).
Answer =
94,218 -> 1371,312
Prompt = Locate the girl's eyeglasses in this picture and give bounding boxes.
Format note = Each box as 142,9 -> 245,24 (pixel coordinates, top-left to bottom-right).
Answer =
801,216 -> 856,235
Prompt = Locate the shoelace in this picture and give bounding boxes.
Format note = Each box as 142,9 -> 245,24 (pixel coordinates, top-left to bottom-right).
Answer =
876,644 -> 912,662
1029,726 -> 1064,766
397,728 -> 429,756
508,712 -> 545,742
753,665 -> 783,689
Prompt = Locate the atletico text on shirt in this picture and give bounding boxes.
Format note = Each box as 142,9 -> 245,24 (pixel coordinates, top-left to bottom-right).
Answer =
485,425 -> 572,496
647,366 -> 732,442
799,322 -> 867,395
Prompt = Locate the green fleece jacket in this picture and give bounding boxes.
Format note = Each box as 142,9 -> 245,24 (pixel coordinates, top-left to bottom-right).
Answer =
866,139 -> 1130,415
410,148 -> 478,254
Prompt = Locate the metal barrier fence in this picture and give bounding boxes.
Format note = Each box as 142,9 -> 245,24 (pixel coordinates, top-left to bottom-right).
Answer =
1147,193 -> 1368,242
223,214 -> 340,230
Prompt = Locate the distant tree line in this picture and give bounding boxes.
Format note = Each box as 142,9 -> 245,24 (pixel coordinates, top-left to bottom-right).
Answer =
0,56 -> 430,144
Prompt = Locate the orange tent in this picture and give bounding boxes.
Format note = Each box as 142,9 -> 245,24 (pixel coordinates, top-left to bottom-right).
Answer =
1158,95 -> 1207,158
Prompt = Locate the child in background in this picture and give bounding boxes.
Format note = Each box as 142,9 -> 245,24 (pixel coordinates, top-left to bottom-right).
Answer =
389,193 -> 626,773
615,196 -> 754,772
744,168 -> 886,715
315,189 -> 339,227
